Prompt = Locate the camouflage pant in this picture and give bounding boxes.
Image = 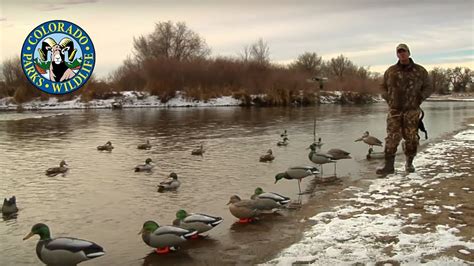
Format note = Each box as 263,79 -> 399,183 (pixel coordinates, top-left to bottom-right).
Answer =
384,108 -> 421,157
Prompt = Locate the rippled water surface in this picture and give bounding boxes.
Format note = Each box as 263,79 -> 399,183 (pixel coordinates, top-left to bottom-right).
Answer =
1,102 -> 473,265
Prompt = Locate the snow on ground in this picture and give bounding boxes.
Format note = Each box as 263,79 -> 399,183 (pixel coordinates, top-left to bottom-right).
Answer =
265,126 -> 474,265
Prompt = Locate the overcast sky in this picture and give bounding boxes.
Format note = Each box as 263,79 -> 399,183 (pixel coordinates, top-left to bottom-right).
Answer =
1,0 -> 473,78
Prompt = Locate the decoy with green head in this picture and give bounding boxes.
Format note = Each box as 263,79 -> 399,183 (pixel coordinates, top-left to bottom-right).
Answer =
135,158 -> 154,172
251,187 -> 290,206
172,209 -> 223,237
157,172 -> 181,192
139,220 -> 197,254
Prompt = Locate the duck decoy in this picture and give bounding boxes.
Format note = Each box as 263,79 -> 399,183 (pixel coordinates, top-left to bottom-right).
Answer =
280,130 -> 288,138
366,147 -> 385,160
1,196 -> 18,215
277,137 -> 289,146
23,223 -> 105,265
172,210 -> 223,237
157,172 -> 181,192
226,195 -> 261,223
137,140 -> 152,150
135,158 -> 154,172
251,187 -> 290,206
139,220 -> 197,254
45,160 -> 68,176
191,144 -> 205,155
97,141 -> 114,151
307,143 -> 336,176
355,131 -> 383,148
259,149 -> 275,162
274,166 -> 319,195
326,148 -> 352,175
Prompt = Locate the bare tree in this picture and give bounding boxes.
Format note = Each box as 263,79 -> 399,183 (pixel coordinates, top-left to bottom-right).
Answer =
133,21 -> 210,62
239,44 -> 251,62
328,54 -> 355,80
249,38 -> 270,65
290,52 -> 322,75
430,68 -> 450,95
447,67 -> 472,93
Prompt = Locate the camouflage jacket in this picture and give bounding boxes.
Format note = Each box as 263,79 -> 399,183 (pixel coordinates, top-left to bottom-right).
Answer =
381,58 -> 432,111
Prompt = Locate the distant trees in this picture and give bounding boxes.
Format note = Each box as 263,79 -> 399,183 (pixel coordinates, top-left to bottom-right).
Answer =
447,67 -> 472,93
289,52 -> 322,75
430,68 -> 450,95
327,54 -> 356,80
240,38 -> 271,66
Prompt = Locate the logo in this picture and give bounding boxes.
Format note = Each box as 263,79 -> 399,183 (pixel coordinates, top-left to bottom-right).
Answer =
21,20 -> 95,95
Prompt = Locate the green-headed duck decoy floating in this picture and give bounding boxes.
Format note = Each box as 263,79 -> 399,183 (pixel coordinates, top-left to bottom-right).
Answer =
259,149 -> 275,162
139,220 -> 197,254
250,187 -> 290,209
97,141 -> 114,151
191,144 -> 205,155
23,223 -> 105,265
275,166 -> 319,195
1,196 -> 18,215
355,131 -> 383,148
135,158 -> 154,172
157,172 -> 181,192
227,195 -> 261,223
45,160 -> 68,176
172,209 -> 223,237
277,137 -> 289,146
137,140 -> 152,150
367,147 -> 385,160
307,143 -> 336,176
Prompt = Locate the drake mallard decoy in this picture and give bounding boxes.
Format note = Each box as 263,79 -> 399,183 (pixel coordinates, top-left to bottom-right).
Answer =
367,147 -> 385,160
227,195 -> 261,223
139,220 -> 197,254
137,140 -> 152,150
259,149 -> 275,162
251,187 -> 290,206
308,143 -> 336,176
275,166 -> 319,194
135,158 -> 154,172
277,137 -> 289,146
45,160 -> 68,176
326,148 -> 352,175
355,131 -> 383,148
23,223 -> 105,265
157,172 -> 180,192
191,144 -> 205,155
97,141 -> 114,151
172,209 -> 223,236
1,196 -> 18,215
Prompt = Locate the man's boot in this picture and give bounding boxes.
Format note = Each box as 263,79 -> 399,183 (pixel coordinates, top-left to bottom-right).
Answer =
405,156 -> 415,173
376,155 -> 395,176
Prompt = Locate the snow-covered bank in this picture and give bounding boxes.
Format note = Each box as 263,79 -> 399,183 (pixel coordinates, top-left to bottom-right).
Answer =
265,126 -> 474,265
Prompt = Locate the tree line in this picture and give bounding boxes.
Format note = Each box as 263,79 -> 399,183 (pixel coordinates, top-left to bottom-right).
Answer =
1,21 -> 472,104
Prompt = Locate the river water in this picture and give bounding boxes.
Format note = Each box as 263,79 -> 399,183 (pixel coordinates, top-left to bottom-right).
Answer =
1,102 -> 473,265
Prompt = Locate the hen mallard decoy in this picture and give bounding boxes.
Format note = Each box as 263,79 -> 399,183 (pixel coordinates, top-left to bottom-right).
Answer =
308,143 -> 336,176
135,158 -> 154,172
157,172 -> 181,192
1,196 -> 18,215
137,140 -> 152,150
23,223 -> 105,265
139,220 -> 197,254
45,160 -> 68,176
355,131 -> 383,148
251,187 -> 290,206
191,144 -> 205,155
274,166 -> 319,195
172,209 -> 223,236
97,141 -> 114,151
259,149 -> 275,162
366,147 -> 385,160
227,195 -> 261,223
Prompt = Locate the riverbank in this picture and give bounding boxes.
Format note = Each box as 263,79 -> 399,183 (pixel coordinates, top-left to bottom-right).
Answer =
264,121 -> 474,265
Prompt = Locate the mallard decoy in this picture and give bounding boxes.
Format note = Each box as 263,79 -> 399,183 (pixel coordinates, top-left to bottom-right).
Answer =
23,223 -> 105,265
366,147 -> 385,160
139,221 -> 197,254
355,131 -> 383,148
259,149 -> 275,162
191,144 -> 205,155
97,141 -> 114,151
1,196 -> 18,215
277,137 -> 289,146
172,209 -> 223,236
274,166 -> 319,194
227,195 -> 261,223
137,140 -> 152,150
313,137 -> 324,149
280,130 -> 288,138
308,143 -> 336,176
45,160 -> 68,176
326,148 -> 352,175
251,187 -> 290,206
135,158 -> 154,172
157,172 -> 180,192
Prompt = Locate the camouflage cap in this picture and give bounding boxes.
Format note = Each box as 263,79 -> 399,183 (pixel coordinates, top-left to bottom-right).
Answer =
396,43 -> 410,54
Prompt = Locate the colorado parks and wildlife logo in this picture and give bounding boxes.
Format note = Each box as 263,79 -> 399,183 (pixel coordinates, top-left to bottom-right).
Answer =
21,20 -> 95,94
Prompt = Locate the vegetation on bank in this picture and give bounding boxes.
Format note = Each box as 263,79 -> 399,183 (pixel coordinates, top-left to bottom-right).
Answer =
1,21 -> 472,105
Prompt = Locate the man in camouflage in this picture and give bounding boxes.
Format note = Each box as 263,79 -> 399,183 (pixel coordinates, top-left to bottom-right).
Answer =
376,43 -> 432,175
